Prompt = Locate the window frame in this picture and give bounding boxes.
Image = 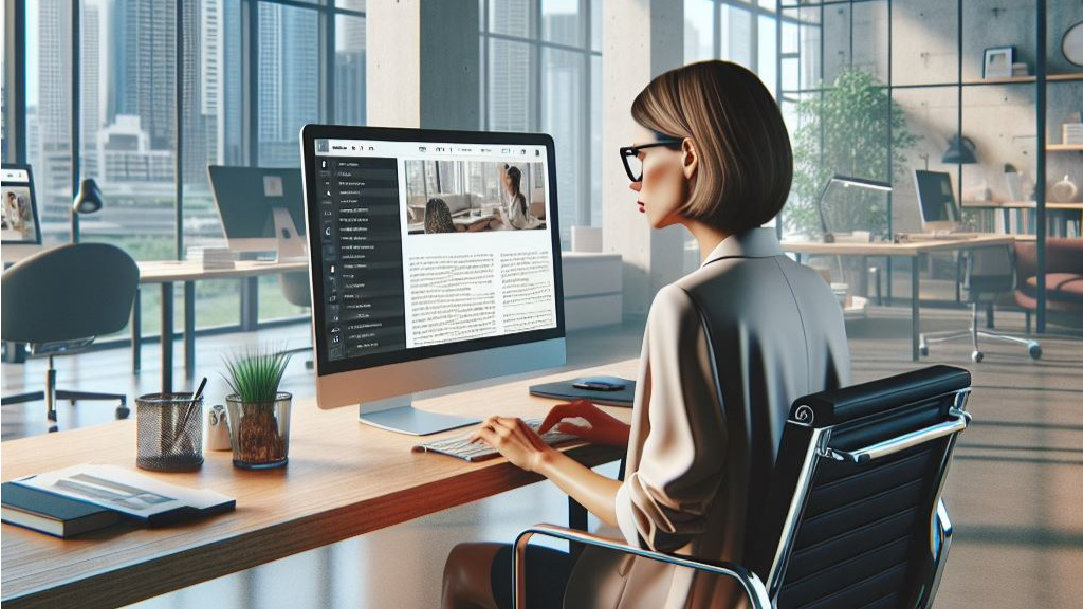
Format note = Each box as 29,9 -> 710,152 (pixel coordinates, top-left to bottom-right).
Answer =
3,0 -> 367,342
479,0 -> 601,241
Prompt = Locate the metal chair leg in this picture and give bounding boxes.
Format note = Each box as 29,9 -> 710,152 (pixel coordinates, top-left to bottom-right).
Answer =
921,301 -> 1039,362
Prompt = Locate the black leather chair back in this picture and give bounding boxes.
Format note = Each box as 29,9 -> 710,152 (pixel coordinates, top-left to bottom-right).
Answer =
1,243 -> 139,345
280,271 -> 311,309
964,244 -> 1015,298
748,365 -> 971,609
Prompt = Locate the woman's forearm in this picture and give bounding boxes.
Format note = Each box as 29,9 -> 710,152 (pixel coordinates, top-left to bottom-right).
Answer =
535,450 -> 623,529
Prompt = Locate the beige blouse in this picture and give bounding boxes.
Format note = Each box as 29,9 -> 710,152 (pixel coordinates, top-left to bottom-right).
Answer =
565,227 -> 851,609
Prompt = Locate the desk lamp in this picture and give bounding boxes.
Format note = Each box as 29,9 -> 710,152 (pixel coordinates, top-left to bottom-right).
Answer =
71,178 -> 103,243
815,174 -> 893,243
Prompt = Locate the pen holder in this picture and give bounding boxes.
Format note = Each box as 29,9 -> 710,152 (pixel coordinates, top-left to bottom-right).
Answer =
136,393 -> 204,472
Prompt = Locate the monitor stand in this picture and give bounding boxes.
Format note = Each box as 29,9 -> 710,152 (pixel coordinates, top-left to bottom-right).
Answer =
272,206 -> 308,262
358,395 -> 480,436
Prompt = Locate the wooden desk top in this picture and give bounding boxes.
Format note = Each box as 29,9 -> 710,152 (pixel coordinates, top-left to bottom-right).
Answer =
1,360 -> 637,609
136,259 -> 309,283
781,234 -> 1015,256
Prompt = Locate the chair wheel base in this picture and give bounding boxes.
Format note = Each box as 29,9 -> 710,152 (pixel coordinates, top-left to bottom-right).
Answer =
971,350 -> 984,363
1028,343 -> 1042,360
48,425 -> 59,434
116,406 -> 130,419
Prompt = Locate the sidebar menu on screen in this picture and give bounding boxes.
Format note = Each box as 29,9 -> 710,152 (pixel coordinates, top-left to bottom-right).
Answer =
317,156 -> 407,361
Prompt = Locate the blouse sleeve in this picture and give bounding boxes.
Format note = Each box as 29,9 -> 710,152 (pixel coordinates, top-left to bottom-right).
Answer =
614,284 -> 728,552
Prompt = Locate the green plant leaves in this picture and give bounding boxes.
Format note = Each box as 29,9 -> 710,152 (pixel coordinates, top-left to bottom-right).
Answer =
789,69 -> 922,238
221,346 -> 292,404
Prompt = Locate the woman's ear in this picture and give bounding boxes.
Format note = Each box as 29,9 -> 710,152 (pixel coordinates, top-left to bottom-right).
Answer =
681,138 -> 698,180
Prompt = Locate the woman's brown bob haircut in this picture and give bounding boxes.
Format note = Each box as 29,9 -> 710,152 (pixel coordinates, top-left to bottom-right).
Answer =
631,60 -> 792,234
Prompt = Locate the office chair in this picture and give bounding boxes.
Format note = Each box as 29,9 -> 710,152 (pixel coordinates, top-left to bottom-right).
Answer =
279,271 -> 314,369
1,243 -> 139,431
515,365 -> 972,609
920,243 -> 1041,363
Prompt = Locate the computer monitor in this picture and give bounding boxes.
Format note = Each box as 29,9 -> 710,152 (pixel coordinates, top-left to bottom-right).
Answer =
207,166 -> 307,256
299,125 -> 566,435
914,169 -> 961,233
2,164 -> 43,263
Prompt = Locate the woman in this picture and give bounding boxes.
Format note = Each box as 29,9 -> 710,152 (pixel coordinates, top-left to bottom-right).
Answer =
442,60 -> 851,609
491,164 -> 541,230
424,197 -> 458,234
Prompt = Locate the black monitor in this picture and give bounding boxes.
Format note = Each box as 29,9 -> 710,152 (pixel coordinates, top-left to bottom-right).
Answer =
299,125 -> 565,435
207,166 -> 307,253
914,169 -> 961,232
2,164 -> 43,262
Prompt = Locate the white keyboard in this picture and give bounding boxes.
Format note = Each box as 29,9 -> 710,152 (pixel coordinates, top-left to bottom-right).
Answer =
413,418 -> 580,462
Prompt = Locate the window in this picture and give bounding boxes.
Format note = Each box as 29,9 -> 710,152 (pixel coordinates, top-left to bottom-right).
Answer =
10,0 -> 367,338
680,1 -> 797,270
480,0 -> 601,249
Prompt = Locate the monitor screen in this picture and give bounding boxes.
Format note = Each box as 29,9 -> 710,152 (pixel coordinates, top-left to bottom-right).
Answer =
1,165 -> 42,245
301,126 -> 564,376
914,169 -> 960,225
207,166 -> 307,241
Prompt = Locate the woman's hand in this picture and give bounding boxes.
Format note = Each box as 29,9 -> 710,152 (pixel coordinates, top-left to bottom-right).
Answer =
537,400 -> 631,447
470,416 -> 556,473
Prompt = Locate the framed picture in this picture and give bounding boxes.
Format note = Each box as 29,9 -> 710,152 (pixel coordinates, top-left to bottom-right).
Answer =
983,46 -> 1014,79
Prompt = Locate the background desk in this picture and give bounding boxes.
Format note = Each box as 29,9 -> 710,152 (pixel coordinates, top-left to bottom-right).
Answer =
0,360 -> 635,609
781,235 -> 1015,361
135,260 -> 308,393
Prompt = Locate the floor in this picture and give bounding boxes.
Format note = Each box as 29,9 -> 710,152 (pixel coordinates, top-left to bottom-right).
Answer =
2,303 -> 1082,608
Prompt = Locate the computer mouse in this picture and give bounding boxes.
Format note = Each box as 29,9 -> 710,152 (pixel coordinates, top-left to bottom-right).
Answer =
571,376 -> 627,391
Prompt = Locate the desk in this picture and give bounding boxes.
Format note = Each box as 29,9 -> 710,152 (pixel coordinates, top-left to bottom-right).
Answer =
781,235 -> 1015,361
0,359 -> 635,609
135,260 -> 309,393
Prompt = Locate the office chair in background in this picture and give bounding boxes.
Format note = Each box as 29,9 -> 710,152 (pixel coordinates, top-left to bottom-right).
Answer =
920,243 -> 1041,363
515,365 -> 973,609
1,243 -> 139,432
279,271 -> 314,369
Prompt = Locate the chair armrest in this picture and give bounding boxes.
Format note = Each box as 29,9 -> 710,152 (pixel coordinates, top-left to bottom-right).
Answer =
820,408 -> 971,464
513,524 -> 773,609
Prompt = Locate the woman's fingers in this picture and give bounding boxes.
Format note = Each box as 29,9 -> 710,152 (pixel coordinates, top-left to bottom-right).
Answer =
555,421 -> 592,437
538,400 -> 592,434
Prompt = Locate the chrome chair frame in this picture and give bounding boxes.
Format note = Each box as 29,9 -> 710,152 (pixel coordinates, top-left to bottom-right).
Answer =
514,525 -> 773,609
514,374 -> 971,609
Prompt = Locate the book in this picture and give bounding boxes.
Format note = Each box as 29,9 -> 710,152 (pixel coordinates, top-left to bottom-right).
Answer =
529,376 -> 637,407
2,481 -> 122,538
9,463 -> 236,528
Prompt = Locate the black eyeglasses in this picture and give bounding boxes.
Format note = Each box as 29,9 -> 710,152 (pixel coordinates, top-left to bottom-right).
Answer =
619,140 -> 684,183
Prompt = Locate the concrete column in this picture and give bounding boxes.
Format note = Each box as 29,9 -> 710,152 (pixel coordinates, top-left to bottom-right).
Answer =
365,1 -> 480,130
602,0 -> 686,317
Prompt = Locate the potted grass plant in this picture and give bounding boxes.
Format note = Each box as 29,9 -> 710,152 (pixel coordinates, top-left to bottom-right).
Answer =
222,347 -> 293,470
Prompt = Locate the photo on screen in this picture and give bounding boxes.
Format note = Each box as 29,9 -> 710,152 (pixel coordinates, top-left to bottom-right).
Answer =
403,160 -> 547,235
1,185 -> 38,243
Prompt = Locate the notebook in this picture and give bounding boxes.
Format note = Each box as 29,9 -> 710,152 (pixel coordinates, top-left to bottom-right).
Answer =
6,463 -> 236,530
2,481 -> 121,538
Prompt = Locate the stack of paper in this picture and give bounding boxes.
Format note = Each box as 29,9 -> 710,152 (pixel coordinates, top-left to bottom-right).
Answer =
187,246 -> 237,270
1063,123 -> 1083,146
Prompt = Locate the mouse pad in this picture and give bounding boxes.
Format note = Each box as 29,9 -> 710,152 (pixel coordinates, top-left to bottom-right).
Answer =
529,378 -> 636,407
